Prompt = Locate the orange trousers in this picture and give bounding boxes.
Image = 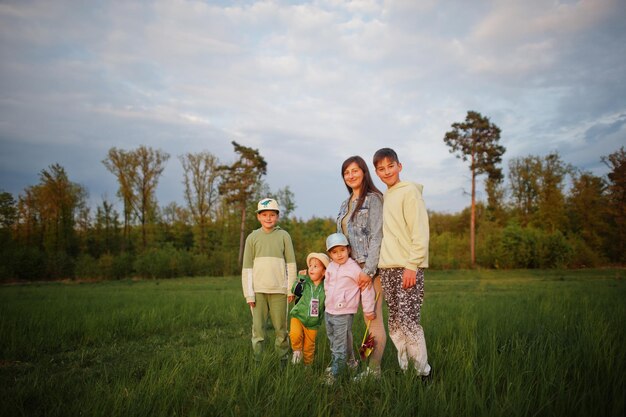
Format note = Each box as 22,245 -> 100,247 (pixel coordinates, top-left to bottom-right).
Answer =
289,317 -> 318,365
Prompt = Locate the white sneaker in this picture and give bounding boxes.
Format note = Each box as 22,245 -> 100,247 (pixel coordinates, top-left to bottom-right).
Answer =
291,350 -> 303,364
353,367 -> 381,382
324,372 -> 336,386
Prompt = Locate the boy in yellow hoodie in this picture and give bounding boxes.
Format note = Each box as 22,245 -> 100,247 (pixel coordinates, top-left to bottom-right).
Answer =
373,148 -> 432,379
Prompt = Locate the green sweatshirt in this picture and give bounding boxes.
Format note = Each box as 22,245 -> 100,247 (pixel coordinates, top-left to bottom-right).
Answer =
289,274 -> 325,329
241,226 -> 297,303
378,181 -> 430,270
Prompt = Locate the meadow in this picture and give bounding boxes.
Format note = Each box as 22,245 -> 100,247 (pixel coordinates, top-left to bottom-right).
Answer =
1,269 -> 624,417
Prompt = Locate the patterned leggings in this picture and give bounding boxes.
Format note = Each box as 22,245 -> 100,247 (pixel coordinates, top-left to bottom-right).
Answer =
379,267 -> 430,375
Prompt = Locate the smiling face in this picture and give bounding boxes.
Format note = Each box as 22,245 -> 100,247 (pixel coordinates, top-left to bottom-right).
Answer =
307,257 -> 326,284
375,156 -> 402,188
343,162 -> 364,194
328,245 -> 350,265
256,210 -> 278,231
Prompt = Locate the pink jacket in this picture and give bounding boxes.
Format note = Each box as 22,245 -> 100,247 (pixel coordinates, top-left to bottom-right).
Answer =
324,257 -> 376,315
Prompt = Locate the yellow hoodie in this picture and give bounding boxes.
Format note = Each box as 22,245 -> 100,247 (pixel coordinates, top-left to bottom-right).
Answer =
378,181 -> 429,270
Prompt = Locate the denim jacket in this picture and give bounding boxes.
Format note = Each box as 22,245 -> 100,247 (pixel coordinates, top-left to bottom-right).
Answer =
335,192 -> 383,278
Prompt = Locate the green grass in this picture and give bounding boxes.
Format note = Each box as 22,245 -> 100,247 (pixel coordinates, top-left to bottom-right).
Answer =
1,269 -> 624,417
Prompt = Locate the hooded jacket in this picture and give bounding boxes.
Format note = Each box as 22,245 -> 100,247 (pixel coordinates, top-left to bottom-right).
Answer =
378,181 -> 429,270
324,257 -> 376,315
241,226 -> 297,303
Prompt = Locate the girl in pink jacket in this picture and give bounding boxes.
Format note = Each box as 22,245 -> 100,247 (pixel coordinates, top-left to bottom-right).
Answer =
324,233 -> 376,384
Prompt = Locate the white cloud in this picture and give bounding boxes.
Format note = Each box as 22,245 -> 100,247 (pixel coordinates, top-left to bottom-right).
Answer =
0,0 -> 624,219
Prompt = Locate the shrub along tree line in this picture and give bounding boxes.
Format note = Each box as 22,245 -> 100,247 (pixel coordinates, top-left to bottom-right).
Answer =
0,139 -> 624,281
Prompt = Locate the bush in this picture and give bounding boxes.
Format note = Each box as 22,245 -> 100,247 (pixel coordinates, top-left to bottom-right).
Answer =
496,223 -> 540,268
133,244 -> 197,279
75,254 -> 99,279
430,231 -> 469,269
12,246 -> 46,280
566,235 -> 606,268
537,230 -> 572,268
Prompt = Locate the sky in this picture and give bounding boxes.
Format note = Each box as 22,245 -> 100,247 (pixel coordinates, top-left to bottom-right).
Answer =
1,0 -> 625,220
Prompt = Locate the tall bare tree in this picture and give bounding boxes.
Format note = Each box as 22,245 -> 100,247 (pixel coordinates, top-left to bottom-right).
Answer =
133,146 -> 170,249
102,148 -> 137,250
180,151 -> 220,252
444,110 -> 505,266
103,146 -> 169,250
218,141 -> 267,266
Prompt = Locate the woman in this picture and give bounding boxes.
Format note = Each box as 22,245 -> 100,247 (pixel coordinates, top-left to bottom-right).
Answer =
336,155 -> 387,379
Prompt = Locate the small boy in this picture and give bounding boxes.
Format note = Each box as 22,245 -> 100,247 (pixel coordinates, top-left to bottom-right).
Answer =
373,148 -> 432,378
289,252 -> 330,365
324,232 -> 376,384
242,198 -> 297,365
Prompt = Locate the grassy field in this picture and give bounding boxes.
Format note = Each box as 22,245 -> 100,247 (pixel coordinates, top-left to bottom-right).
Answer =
1,269 -> 624,417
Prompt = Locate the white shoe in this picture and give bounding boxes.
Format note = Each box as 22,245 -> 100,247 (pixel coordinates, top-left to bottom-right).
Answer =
291,350 -> 303,364
324,372 -> 336,385
353,367 -> 381,382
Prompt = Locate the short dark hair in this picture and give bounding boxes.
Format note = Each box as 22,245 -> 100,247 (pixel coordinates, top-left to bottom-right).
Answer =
373,148 -> 399,167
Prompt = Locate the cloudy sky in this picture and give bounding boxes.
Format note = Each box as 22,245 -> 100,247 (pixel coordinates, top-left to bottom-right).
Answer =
1,0 -> 624,220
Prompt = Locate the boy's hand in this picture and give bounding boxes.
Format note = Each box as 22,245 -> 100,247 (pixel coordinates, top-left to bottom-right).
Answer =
364,312 -> 376,321
402,269 -> 417,289
357,271 -> 373,291
288,295 -> 295,303
247,301 -> 256,308
298,269 -> 308,275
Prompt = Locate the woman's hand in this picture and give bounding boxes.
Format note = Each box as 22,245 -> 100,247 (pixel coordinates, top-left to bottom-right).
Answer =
357,271 -> 373,291
364,311 -> 376,321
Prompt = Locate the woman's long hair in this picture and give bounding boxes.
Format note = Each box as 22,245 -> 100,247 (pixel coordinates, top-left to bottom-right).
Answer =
341,155 -> 382,221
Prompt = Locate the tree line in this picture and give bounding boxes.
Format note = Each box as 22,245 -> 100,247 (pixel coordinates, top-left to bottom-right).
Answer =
0,117 -> 624,281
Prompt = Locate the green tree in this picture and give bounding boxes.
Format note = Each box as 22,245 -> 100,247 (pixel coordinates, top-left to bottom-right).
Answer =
443,110 -> 506,266
93,198 -> 122,256
508,155 -> 542,225
566,170 -> 607,255
14,164 -> 87,278
535,153 -> 571,232
37,164 -> 87,257
218,141 -> 267,266
103,146 -> 170,250
273,186 -> 296,219
601,146 -> 626,262
0,190 -> 17,230
157,202 -> 193,250
133,146 -> 170,249
484,169 -> 506,224
508,153 -> 570,231
180,151 -> 220,252
102,148 -> 138,250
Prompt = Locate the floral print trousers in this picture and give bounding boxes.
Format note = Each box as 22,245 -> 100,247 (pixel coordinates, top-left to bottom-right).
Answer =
380,267 -> 431,376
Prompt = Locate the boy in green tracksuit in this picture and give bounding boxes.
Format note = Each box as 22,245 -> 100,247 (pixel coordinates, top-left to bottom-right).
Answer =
289,252 -> 329,365
242,198 -> 297,364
